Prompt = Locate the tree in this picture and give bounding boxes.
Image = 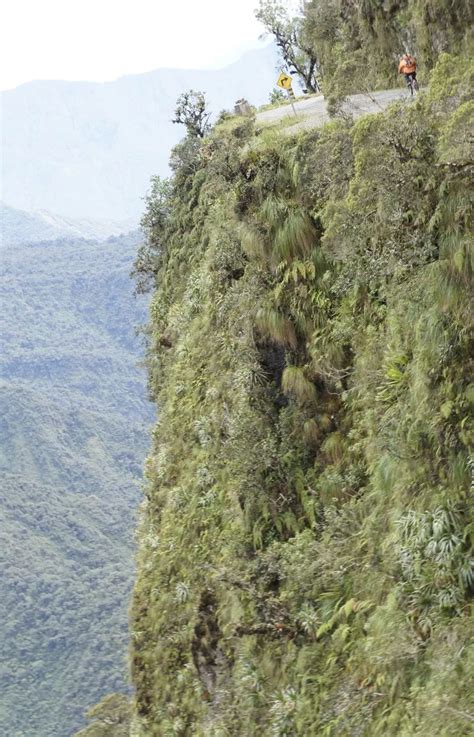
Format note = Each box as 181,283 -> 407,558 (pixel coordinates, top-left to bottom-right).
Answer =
172,90 -> 212,139
269,87 -> 287,105
255,0 -> 321,93
132,176 -> 172,294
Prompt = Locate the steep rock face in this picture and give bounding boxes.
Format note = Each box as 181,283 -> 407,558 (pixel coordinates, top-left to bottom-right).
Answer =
1,46 -> 278,220
130,54 -> 473,737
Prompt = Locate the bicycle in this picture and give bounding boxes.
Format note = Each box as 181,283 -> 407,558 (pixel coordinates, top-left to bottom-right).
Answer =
406,73 -> 419,96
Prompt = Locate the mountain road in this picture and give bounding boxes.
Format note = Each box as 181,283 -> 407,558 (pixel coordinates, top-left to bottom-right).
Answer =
256,88 -> 415,132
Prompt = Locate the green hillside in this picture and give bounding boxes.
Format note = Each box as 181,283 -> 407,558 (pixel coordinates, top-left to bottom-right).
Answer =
128,26 -> 473,737
0,475 -> 133,736
0,231 -> 154,736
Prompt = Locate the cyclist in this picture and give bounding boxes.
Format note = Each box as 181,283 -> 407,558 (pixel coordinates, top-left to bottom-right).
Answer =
398,53 -> 418,92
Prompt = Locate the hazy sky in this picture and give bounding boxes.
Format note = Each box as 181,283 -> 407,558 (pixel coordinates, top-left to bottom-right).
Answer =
1,0 -> 287,90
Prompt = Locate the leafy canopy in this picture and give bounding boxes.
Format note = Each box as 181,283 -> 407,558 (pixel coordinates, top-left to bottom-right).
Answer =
255,0 -> 321,93
172,89 -> 212,139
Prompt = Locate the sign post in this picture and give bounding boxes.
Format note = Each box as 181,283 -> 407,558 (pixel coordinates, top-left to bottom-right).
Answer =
277,72 -> 297,117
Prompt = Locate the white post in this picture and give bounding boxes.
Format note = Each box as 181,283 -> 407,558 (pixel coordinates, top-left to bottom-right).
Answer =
287,91 -> 297,117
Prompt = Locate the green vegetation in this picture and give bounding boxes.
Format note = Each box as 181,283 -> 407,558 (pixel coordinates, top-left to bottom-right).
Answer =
130,43 -> 473,737
256,1 -> 321,92
259,0 -> 473,111
172,91 -> 212,140
268,88 -> 287,106
74,694 -> 131,737
1,230 -> 153,736
1,475 -> 134,736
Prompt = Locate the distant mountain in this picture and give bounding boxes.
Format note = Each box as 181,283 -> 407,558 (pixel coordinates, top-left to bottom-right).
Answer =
0,218 -> 154,736
1,45 -> 278,220
0,202 -> 137,244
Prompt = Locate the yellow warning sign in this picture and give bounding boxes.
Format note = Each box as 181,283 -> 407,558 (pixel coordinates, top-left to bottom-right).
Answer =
277,72 -> 293,90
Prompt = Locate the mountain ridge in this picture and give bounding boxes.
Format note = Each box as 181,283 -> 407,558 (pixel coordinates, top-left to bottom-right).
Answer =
2,45 -> 279,221
3,44 -> 276,92
1,202 -> 138,244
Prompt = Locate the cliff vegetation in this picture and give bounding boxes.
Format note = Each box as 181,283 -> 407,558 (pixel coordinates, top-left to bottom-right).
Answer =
129,44 -> 473,736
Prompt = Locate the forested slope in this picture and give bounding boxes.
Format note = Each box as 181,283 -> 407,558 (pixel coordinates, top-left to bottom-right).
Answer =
0,228 -> 153,736
129,42 -> 473,737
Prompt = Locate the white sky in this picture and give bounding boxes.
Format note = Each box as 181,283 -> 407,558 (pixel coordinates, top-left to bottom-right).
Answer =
0,0 -> 281,91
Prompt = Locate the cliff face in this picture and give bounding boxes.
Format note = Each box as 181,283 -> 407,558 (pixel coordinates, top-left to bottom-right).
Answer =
130,48 -> 472,736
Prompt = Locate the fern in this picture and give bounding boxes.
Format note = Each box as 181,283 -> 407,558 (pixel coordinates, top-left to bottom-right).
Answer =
281,366 -> 317,403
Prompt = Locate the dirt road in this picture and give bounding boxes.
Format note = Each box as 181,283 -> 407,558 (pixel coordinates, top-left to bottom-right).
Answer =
256,88 -> 414,132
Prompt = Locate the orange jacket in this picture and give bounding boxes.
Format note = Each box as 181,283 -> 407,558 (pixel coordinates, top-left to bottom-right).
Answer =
399,55 -> 417,74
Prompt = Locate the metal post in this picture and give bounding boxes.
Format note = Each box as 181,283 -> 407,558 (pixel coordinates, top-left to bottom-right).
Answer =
288,90 -> 297,117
